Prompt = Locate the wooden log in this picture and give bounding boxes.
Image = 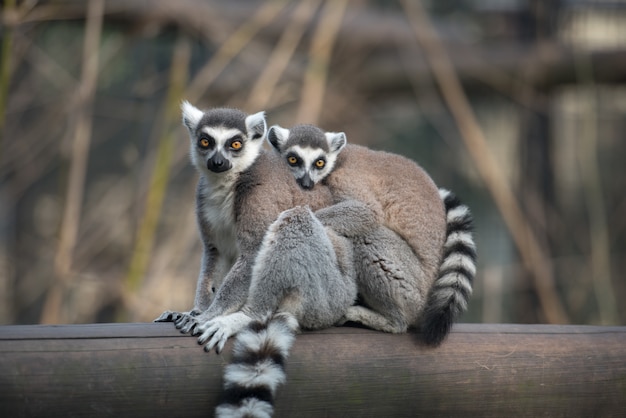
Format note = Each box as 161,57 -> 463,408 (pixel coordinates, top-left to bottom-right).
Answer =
0,323 -> 625,417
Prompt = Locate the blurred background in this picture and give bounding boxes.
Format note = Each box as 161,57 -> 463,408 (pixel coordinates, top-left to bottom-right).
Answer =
1,0 -> 625,326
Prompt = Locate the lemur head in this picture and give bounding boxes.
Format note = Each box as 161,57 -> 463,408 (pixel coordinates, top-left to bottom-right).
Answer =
181,101 -> 267,176
267,124 -> 346,190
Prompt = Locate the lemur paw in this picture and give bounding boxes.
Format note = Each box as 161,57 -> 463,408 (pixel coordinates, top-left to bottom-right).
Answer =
196,312 -> 252,354
174,311 -> 202,334
155,309 -> 201,325
335,315 -> 349,327
154,310 -> 183,323
177,318 -> 196,334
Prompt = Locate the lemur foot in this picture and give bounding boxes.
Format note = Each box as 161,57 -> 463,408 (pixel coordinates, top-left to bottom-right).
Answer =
335,315 -> 349,327
196,312 -> 253,354
154,310 -> 185,323
175,313 -> 201,334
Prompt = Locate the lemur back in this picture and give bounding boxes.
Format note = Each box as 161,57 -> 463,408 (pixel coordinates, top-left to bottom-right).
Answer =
268,124 -> 476,344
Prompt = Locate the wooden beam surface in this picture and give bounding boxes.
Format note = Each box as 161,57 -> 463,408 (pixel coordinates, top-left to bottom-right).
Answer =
1,323 -> 625,417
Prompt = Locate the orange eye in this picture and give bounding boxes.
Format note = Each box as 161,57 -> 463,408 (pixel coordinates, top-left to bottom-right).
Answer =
198,138 -> 210,148
288,156 -> 298,165
315,159 -> 325,168
231,140 -> 242,150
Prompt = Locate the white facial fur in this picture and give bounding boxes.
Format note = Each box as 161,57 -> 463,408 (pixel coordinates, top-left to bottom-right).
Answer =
267,125 -> 346,189
285,145 -> 337,188
181,100 -> 204,129
181,101 -> 266,178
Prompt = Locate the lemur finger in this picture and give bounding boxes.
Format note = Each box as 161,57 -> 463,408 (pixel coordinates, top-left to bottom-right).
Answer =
216,337 -> 227,354
205,328 -> 226,353
179,319 -> 197,334
153,311 -> 178,322
175,315 -> 193,331
198,320 -> 225,346
197,327 -> 215,345
173,315 -> 185,328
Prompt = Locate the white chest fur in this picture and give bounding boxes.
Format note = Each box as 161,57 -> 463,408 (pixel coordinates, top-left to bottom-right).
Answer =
199,175 -> 239,262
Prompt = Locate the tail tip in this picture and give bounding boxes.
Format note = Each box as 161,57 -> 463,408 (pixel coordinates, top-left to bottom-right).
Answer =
420,317 -> 453,347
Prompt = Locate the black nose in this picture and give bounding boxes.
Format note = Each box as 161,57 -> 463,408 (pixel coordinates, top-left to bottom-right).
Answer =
207,152 -> 231,173
298,175 -> 314,190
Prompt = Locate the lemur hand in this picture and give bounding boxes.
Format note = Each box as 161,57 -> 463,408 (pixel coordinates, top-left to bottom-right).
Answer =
196,312 -> 253,354
154,310 -> 184,323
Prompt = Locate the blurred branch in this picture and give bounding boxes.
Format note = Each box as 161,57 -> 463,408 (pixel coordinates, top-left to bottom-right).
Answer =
41,0 -> 105,324
296,0 -> 349,124
185,0 -> 287,104
0,0 -> 17,159
245,0 -> 322,111
401,0 -> 569,324
17,2 -> 626,99
122,34 -> 191,319
574,54 -> 618,325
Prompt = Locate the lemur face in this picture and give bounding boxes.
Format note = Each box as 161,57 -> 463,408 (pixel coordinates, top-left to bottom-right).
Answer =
181,101 -> 266,175
268,124 -> 346,190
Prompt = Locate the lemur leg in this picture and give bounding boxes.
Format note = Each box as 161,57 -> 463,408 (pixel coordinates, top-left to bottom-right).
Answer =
314,199 -> 380,238
341,305 -> 408,333
316,199 -> 425,333
347,226 -> 426,334
196,206 -> 357,351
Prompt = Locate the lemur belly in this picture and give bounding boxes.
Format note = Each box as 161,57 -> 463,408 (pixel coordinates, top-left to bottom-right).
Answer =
201,184 -> 239,263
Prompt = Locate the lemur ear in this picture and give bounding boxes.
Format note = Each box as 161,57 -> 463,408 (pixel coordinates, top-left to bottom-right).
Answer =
245,111 -> 267,140
325,132 -> 347,153
267,125 -> 290,151
181,100 -> 204,132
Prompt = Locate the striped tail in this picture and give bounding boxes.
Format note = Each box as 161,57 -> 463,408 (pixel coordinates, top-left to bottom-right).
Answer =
215,312 -> 299,418
421,188 -> 477,346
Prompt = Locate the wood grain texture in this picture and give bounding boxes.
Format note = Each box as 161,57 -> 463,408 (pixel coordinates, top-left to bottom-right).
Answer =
1,323 -> 625,417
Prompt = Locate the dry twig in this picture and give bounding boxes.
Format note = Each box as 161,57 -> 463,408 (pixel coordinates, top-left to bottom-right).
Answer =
185,0 -> 288,104
245,0 -> 322,111
122,35 -> 191,319
574,54 -> 618,325
296,0 -> 349,124
41,0 -> 105,324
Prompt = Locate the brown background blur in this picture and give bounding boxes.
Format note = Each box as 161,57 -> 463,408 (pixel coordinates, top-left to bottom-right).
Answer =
1,0 -> 625,326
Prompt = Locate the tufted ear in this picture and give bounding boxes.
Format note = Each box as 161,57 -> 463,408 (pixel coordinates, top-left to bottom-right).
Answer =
181,100 -> 204,132
267,125 -> 291,151
245,111 -> 267,140
325,132 -> 347,153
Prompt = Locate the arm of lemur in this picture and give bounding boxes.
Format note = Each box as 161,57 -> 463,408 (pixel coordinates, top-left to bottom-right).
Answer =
153,243 -> 218,324
314,199 -> 380,238
155,181 -> 224,325
180,166 -> 292,334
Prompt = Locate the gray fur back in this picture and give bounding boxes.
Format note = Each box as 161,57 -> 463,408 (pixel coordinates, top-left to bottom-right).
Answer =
249,206 -> 357,329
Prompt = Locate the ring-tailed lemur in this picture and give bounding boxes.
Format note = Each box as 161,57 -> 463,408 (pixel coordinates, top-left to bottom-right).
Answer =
155,102 -> 473,416
267,124 -> 477,345
154,102 -> 335,332
155,103 -> 266,326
